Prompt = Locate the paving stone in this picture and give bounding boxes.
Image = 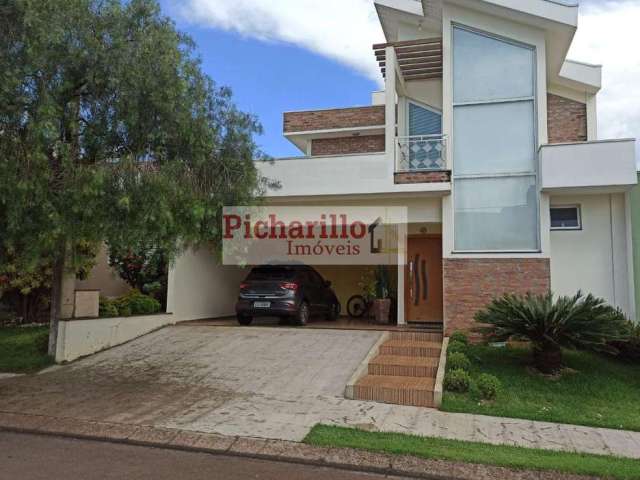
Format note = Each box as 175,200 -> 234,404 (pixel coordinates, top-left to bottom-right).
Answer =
169,430 -> 235,452
228,436 -> 269,455
0,412 -> 49,431
39,416 -> 98,437
564,426 -> 610,456
390,455 -> 453,478
322,447 -> 392,470
260,441 -> 333,462
126,425 -> 179,445
599,429 -> 640,459
78,421 -> 136,440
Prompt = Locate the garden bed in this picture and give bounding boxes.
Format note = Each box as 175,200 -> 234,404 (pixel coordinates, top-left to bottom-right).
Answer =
0,326 -> 53,373
441,344 -> 640,431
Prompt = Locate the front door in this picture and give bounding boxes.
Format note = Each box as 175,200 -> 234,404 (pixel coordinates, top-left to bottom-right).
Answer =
405,236 -> 443,323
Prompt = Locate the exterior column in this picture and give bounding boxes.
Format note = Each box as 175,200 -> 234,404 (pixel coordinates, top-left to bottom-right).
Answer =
385,45 -> 397,177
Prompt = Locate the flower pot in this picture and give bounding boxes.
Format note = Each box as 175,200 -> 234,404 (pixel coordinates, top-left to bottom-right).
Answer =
373,298 -> 391,324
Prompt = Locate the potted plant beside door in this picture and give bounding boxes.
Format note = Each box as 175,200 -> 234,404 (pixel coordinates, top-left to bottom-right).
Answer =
373,266 -> 391,324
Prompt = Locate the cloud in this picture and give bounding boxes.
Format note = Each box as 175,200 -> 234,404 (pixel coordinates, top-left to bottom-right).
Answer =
568,1 -> 640,153
173,0 -> 384,82
174,0 -> 639,156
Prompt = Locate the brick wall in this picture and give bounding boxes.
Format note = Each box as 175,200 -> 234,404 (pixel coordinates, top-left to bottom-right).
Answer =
394,171 -> 450,184
547,93 -> 587,144
310,135 -> 385,156
443,258 -> 550,336
284,106 -> 385,132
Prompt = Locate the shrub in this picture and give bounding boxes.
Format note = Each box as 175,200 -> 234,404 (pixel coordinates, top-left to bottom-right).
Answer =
114,290 -> 161,316
444,368 -> 471,393
449,331 -> 469,345
99,297 -> 119,317
475,291 -> 627,374
610,320 -> 640,363
447,340 -> 467,355
476,373 -> 501,400
447,352 -> 471,372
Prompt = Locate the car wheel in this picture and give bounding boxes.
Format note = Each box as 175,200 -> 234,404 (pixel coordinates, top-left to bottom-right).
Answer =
297,301 -> 309,326
326,302 -> 340,321
237,314 -> 253,326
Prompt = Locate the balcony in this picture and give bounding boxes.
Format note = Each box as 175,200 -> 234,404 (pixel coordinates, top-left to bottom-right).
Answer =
395,135 -> 450,184
539,139 -> 637,193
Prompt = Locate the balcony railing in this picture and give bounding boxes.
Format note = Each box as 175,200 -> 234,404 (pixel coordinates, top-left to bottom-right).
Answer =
396,134 -> 447,172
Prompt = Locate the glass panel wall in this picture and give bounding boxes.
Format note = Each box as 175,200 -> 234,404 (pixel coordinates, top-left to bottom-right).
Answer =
452,26 -> 539,251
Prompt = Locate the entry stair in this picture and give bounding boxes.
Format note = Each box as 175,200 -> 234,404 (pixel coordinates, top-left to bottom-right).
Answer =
348,331 -> 443,408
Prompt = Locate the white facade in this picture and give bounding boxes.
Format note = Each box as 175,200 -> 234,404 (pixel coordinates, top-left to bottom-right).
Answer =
174,0 -> 638,324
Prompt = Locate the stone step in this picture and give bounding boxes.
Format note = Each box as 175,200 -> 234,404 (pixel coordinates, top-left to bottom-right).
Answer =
368,354 -> 439,377
352,374 -> 436,407
378,339 -> 441,358
389,331 -> 443,343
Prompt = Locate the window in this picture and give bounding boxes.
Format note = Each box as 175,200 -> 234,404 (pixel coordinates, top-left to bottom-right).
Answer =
452,25 -> 539,252
550,206 -> 581,230
408,102 -> 442,136
407,101 -> 442,169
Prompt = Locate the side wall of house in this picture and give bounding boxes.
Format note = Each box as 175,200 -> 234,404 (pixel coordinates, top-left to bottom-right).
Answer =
167,247 -> 248,321
550,193 -> 633,317
630,175 -> 640,323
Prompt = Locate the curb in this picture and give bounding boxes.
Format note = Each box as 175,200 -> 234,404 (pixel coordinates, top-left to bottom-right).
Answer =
0,411 -> 599,480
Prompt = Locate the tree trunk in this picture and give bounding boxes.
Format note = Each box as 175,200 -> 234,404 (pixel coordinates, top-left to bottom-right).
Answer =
47,253 -> 65,357
533,344 -> 563,374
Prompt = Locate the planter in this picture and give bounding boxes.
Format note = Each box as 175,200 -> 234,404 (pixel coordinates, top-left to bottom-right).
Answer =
373,298 -> 391,324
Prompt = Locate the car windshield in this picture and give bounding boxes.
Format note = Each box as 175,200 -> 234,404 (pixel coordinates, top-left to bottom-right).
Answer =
247,267 -> 298,281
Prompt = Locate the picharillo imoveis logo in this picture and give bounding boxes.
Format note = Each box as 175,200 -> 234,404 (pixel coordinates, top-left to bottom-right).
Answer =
222,206 -> 407,265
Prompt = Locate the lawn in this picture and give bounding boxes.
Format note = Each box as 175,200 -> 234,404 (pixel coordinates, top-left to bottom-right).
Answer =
442,344 -> 640,431
305,425 -> 640,480
0,326 -> 53,373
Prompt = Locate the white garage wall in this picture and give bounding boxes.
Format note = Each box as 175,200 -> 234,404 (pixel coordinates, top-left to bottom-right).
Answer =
167,246 -> 248,321
550,193 -> 632,317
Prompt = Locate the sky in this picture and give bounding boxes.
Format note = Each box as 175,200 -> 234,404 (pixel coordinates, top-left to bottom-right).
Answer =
160,0 -> 640,159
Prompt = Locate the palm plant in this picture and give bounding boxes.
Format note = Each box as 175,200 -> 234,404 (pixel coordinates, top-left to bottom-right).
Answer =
475,291 -> 627,373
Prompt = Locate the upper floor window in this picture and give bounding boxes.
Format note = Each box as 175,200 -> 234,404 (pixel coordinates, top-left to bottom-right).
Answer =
452,25 -> 539,252
408,102 -> 442,136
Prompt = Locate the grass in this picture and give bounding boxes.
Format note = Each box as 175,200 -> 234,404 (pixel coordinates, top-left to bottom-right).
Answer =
305,424 -> 640,480
442,344 -> 640,431
0,326 -> 53,373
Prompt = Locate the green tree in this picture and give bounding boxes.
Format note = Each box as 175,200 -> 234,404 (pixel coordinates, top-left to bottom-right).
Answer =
0,0 -> 271,354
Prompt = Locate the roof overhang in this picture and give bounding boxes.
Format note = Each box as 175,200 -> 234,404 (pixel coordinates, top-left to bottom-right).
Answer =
285,126 -> 386,154
555,60 -> 602,94
375,0 -> 442,42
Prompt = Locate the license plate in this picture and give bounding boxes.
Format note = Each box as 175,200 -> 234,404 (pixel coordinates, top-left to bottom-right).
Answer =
254,301 -> 271,308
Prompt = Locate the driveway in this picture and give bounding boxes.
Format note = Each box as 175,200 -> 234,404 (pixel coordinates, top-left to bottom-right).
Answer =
0,326 -> 397,441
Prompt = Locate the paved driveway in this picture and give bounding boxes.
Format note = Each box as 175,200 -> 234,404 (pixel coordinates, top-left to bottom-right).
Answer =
0,326 -> 393,440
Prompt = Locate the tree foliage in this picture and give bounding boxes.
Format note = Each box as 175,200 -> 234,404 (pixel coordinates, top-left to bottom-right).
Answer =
0,0 -> 271,349
475,291 -> 628,373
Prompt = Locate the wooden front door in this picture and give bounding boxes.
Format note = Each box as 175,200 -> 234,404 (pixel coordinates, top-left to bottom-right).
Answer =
405,236 -> 443,323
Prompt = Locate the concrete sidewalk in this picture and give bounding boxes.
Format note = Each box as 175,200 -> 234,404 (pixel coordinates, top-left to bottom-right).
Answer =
343,407 -> 640,460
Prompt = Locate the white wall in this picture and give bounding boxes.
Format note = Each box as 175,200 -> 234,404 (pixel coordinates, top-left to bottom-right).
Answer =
258,153 -> 450,198
55,313 -> 175,362
550,193 -> 633,316
167,246 -> 248,321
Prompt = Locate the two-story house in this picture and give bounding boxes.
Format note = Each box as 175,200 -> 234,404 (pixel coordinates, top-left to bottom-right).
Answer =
231,0 -> 637,336
167,0 -> 638,336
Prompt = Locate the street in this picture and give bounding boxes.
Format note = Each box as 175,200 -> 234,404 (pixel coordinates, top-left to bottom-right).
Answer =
0,431 -> 411,480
